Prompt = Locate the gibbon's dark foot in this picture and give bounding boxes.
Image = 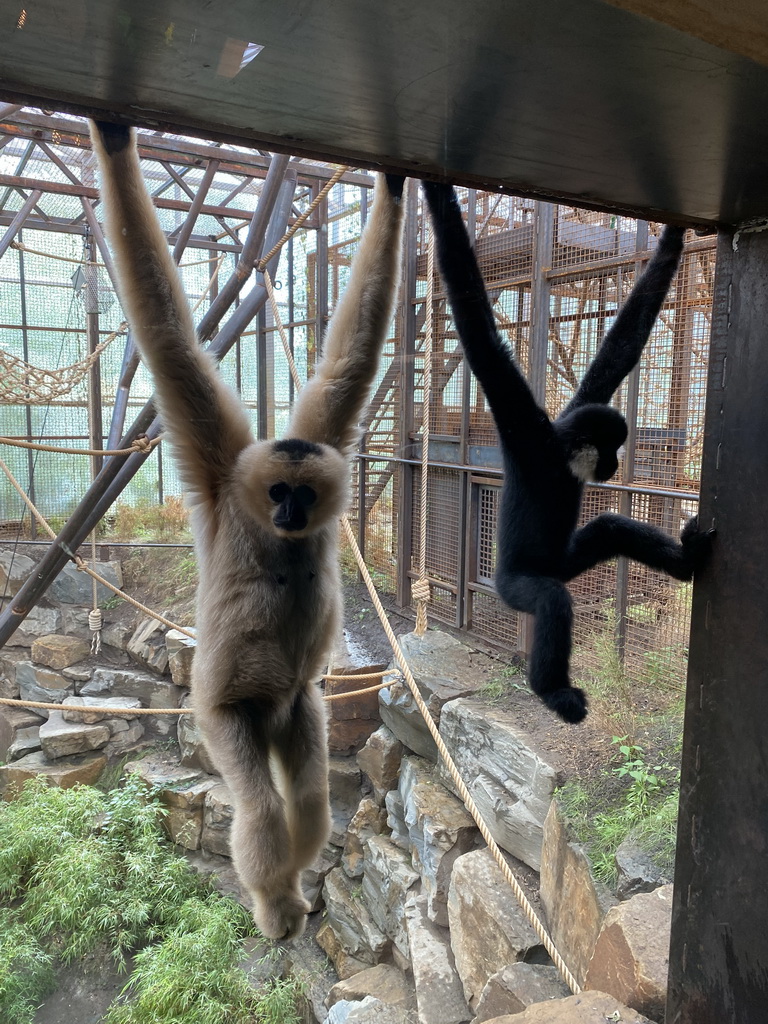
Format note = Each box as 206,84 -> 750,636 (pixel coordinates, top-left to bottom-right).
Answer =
680,515 -> 715,576
94,121 -> 131,155
252,882 -> 311,941
543,686 -> 589,724
385,173 -> 406,201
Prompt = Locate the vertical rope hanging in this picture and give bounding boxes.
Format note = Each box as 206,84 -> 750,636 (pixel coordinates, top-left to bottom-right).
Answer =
413,228 -> 435,636
88,529 -> 103,655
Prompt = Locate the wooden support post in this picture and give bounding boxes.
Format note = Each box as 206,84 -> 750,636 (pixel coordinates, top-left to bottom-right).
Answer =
667,227 -> 768,1023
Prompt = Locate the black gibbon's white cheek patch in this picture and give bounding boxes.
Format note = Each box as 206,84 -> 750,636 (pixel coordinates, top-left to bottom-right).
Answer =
568,445 -> 599,482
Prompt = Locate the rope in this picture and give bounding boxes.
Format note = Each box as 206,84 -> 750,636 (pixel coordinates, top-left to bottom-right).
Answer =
264,249 -> 578,991
0,323 -> 127,405
414,230 -> 434,636
0,434 -> 161,457
256,166 -> 348,272
0,677 -> 393,716
10,240 -> 219,270
340,516 -> 580,993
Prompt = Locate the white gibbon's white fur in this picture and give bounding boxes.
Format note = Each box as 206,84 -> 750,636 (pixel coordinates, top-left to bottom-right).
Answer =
90,121 -> 405,940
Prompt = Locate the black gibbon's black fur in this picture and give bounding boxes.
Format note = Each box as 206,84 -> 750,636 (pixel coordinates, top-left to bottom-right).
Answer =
423,183 -> 712,724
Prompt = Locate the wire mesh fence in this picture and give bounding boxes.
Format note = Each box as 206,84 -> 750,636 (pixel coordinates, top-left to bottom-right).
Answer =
0,122 -> 715,694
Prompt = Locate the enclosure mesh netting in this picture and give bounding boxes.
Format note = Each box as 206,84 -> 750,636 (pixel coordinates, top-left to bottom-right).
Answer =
0,125 -> 715,691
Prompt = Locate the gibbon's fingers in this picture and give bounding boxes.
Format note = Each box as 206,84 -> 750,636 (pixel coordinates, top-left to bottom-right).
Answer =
286,173 -> 405,454
89,121 -> 253,502
564,224 -> 685,413
422,181 -> 550,442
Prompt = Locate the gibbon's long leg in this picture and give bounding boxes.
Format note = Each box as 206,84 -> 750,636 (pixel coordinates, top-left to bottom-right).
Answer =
286,174 -> 406,456
201,700 -> 310,941
495,570 -> 588,724
89,121 -> 253,507
562,225 -> 685,415
562,513 -> 711,583
421,182 -> 552,449
271,683 -> 331,873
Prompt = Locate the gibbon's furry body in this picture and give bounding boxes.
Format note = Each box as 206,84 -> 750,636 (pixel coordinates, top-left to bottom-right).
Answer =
92,121 -> 405,939
423,183 -> 711,724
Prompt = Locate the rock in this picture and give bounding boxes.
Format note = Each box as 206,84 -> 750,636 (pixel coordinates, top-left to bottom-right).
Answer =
326,665 -> 386,755
101,622 -> 132,651
323,866 -> 392,967
104,719 -> 145,755
473,964 -> 570,1021
385,788 -> 409,850
31,634 -> 90,670
48,559 -> 123,606
0,549 -> 34,595
447,849 -> 544,1010
317,919 -> 372,980
378,632 -> 497,763
0,706 -> 42,761
343,798 -> 388,878
127,617 -> 169,676
8,725 -> 42,761
327,964 -> 414,1012
0,649 -> 25,698
357,725 -> 403,806
125,753 -> 216,850
1,750 -> 106,796
201,782 -> 234,857
478,990 -> 655,1022
178,696 -> 217,773
400,755 -> 481,926
404,893 -> 471,1024
281,915 -> 340,1023
81,666 -> 179,707
16,660 -> 73,715
539,801 -> 617,988
362,835 -> 420,959
39,711 -> 110,759
62,663 -> 92,682
437,699 -> 561,872
61,695 -> 142,724
302,842 -> 342,911
329,756 -> 364,846
585,884 -> 673,1021
166,628 -> 196,687
327,997 -> 408,1023
615,838 -> 671,899
1,605 -> 61,647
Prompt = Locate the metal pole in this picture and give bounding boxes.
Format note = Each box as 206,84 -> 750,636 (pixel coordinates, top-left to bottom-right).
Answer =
667,226 -> 768,1023
0,171 -> 298,648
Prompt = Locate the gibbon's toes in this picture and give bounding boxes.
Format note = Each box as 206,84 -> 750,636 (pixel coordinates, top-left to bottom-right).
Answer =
385,174 -> 406,201
544,686 -> 589,724
252,886 -> 311,942
93,121 -> 131,155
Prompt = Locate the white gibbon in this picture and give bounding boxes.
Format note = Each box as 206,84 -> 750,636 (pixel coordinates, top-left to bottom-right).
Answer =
91,121 -> 405,940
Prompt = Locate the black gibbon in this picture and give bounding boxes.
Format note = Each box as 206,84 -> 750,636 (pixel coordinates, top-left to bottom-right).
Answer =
423,183 -> 711,725
91,121 -> 405,939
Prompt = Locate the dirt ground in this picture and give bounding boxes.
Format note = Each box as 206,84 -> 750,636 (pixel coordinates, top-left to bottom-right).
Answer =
34,953 -> 133,1024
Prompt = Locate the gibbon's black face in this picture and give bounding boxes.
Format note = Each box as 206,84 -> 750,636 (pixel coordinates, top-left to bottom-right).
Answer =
556,405 -> 628,483
234,438 -> 349,539
268,481 -> 317,532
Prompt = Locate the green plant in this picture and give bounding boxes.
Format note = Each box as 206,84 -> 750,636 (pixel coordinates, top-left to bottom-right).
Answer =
0,910 -> 55,1024
0,776 -> 303,1023
479,663 -> 525,702
612,735 -> 667,816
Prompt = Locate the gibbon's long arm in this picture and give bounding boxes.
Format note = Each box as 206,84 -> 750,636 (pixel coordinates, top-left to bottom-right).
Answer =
422,182 -> 551,447
286,174 -> 406,455
562,224 -> 685,415
90,122 -> 254,505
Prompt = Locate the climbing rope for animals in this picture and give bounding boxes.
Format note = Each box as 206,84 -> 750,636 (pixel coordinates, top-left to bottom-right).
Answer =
413,229 -> 434,636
